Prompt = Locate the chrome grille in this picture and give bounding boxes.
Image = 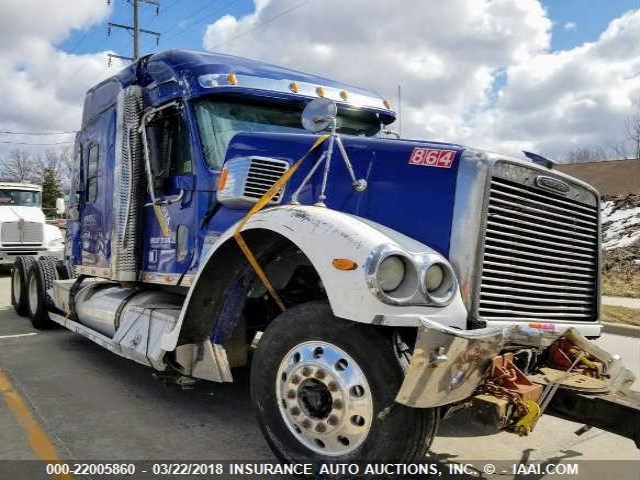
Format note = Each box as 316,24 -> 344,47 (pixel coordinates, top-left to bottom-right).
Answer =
244,157 -> 288,202
1,221 -> 43,245
478,176 -> 599,322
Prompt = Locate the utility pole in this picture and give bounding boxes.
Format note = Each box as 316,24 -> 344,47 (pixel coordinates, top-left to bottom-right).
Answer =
107,0 -> 160,65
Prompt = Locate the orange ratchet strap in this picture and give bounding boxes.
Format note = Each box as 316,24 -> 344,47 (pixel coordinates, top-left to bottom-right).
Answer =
233,135 -> 329,312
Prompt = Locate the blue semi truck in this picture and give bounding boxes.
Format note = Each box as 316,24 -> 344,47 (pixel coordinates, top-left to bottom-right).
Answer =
10,49 -> 639,462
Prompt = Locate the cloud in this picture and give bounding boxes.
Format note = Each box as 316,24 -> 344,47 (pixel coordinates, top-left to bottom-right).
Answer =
468,9 -> 640,156
563,21 -> 577,30
0,0 -> 124,153
203,0 -> 639,159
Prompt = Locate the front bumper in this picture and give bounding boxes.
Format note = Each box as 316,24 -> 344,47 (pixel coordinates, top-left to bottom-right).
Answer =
0,247 -> 63,265
396,317 -> 632,409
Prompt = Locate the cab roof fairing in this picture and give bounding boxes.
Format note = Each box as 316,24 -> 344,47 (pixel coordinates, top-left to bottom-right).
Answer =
82,49 -> 396,127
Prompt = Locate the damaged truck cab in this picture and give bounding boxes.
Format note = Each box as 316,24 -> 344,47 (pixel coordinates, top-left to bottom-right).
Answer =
11,49 -> 639,461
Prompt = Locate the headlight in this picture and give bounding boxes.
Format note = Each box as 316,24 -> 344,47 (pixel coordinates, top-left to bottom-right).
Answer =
422,261 -> 456,306
425,264 -> 444,292
377,255 -> 405,292
48,237 -> 64,249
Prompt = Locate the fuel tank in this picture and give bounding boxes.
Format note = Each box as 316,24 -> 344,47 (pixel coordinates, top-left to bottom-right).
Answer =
74,282 -> 182,338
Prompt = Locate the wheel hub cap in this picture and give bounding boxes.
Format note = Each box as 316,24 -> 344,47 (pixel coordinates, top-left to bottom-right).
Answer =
276,341 -> 373,456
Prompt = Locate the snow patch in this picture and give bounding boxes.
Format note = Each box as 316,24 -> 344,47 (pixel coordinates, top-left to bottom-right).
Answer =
601,200 -> 640,250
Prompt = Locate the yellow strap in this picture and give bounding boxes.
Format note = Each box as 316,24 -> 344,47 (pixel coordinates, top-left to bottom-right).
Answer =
153,204 -> 171,237
233,135 -> 329,312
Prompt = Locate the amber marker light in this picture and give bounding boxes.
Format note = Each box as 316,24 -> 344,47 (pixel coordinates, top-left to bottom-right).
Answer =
340,90 -> 349,101
289,81 -> 299,93
332,258 -> 358,271
217,168 -> 229,190
227,73 -> 238,85
316,86 -> 325,97
383,99 -> 393,109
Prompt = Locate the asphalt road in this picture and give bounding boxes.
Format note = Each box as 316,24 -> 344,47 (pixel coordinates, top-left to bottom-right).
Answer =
0,275 -> 638,469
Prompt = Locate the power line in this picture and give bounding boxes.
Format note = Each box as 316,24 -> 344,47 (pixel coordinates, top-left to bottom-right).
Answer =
107,0 -> 161,63
147,0 -> 180,24
154,0 -> 223,40
0,130 -> 76,136
209,0 -> 313,50
143,0 -> 240,49
0,141 -> 73,146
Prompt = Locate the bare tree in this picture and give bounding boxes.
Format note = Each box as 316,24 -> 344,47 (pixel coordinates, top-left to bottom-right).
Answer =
0,149 -> 40,183
565,147 -> 609,163
624,112 -> 640,159
38,147 -> 73,193
0,147 -> 73,193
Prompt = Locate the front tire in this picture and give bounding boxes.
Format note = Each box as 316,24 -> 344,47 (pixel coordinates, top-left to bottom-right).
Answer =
250,301 -> 438,464
11,256 -> 36,316
26,259 -> 58,329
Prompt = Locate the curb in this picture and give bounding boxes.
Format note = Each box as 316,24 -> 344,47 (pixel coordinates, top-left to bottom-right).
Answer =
602,321 -> 640,338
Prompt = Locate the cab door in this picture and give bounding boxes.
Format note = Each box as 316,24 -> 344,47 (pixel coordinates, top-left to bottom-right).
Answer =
142,104 -> 197,282
78,107 -> 115,273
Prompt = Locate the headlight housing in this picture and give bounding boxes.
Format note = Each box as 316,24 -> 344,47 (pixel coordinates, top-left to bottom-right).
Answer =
47,237 -> 64,249
366,245 -> 457,306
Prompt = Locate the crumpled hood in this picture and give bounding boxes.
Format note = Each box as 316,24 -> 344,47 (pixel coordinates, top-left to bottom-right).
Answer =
0,206 -> 45,224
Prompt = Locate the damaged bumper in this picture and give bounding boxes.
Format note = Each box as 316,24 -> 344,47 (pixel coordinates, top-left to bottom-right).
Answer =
396,317 -> 640,446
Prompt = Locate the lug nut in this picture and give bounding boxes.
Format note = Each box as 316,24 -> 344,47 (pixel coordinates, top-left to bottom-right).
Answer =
301,419 -> 312,429
332,399 -> 343,410
291,375 -> 301,385
290,406 -> 301,416
315,423 -> 327,433
287,390 -> 296,399
327,415 -> 339,426
315,370 -> 326,380
301,366 -> 312,377
328,381 -> 339,392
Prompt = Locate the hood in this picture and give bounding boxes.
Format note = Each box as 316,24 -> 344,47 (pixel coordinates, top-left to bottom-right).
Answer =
0,205 -> 45,224
223,132 -> 464,256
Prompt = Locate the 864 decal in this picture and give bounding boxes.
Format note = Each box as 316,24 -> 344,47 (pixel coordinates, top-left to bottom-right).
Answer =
408,147 -> 456,168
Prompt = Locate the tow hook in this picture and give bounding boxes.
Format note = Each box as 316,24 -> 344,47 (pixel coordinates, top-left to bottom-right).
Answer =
468,334 -> 640,446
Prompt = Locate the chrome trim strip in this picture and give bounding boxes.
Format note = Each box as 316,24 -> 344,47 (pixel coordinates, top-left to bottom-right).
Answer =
198,73 -> 393,113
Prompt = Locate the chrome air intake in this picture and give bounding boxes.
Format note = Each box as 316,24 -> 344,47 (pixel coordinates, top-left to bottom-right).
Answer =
217,156 -> 289,208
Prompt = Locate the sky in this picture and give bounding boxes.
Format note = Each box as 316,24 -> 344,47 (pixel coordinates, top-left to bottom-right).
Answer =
0,0 -> 638,161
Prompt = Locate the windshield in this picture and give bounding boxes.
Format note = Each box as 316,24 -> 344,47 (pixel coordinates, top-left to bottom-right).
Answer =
193,98 -> 382,169
0,189 -> 41,207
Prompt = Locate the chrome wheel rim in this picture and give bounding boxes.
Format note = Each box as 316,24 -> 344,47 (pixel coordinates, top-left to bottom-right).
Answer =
12,269 -> 21,303
276,340 -> 373,456
28,274 -> 38,314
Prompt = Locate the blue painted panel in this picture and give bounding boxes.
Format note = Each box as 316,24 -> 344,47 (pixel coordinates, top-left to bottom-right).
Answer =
78,107 -> 116,269
220,133 -> 462,256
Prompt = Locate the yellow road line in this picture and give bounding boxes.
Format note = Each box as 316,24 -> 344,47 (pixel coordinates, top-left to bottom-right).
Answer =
0,369 -> 72,479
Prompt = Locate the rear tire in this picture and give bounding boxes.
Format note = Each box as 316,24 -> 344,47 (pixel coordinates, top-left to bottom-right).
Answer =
26,259 -> 58,329
11,256 -> 36,317
250,301 -> 438,465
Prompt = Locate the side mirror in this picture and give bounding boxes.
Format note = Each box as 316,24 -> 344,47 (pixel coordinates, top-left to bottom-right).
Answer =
56,197 -> 66,215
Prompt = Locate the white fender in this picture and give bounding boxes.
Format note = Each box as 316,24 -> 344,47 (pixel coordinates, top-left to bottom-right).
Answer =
162,205 -> 468,351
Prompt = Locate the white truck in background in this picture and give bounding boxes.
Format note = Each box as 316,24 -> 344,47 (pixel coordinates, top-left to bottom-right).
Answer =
0,182 -> 64,266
